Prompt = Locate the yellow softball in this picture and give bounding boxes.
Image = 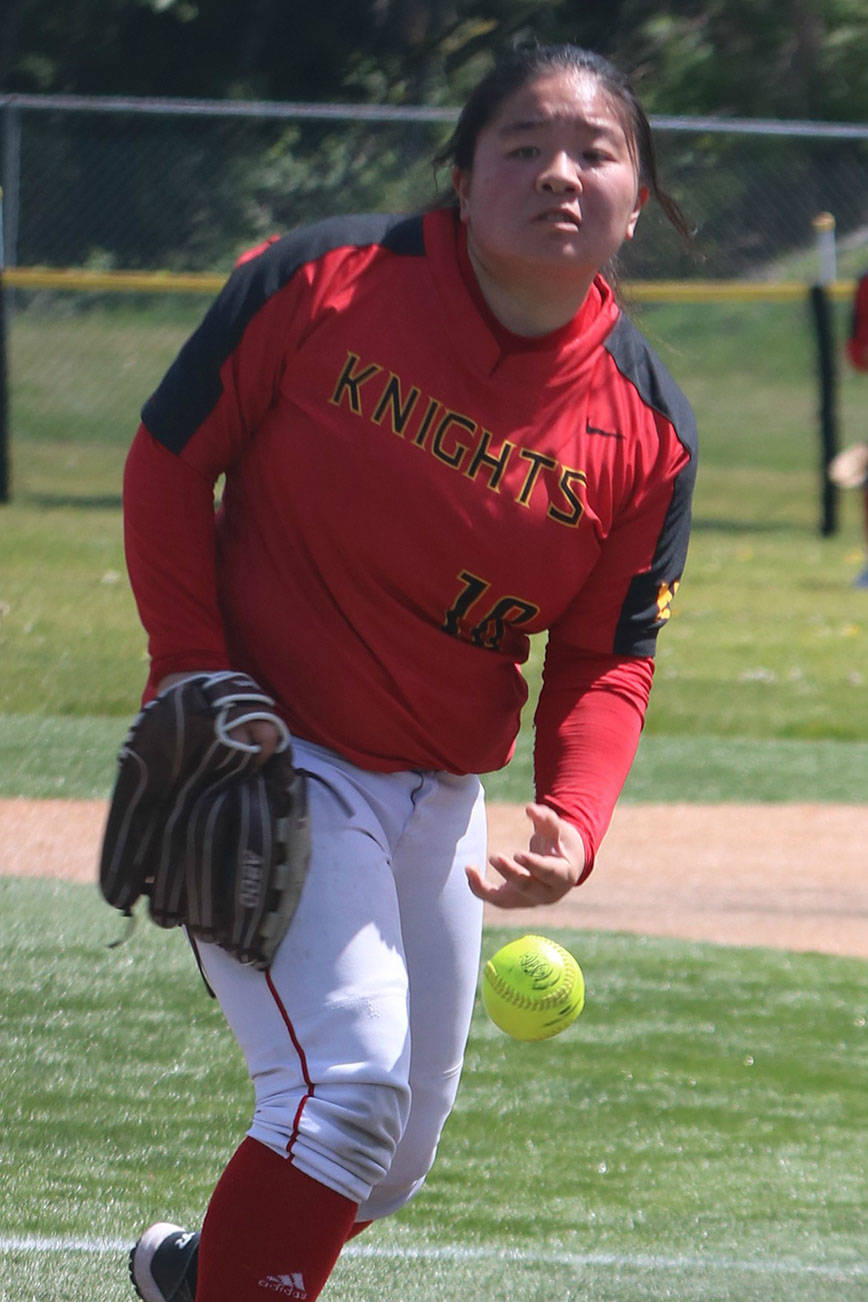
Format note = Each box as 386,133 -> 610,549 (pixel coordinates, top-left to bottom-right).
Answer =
482,934 -> 585,1041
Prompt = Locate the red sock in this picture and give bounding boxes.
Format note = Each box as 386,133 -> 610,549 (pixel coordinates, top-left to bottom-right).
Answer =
196,1136 -> 358,1301
344,1220 -> 372,1241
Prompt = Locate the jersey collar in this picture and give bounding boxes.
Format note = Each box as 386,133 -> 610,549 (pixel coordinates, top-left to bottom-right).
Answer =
422,208 -> 620,384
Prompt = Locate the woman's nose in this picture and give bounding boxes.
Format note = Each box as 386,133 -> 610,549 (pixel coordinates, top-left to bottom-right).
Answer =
536,153 -> 582,194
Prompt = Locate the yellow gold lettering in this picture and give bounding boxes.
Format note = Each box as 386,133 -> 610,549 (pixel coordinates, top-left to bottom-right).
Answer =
412,397 -> 440,448
432,412 -> 476,470
656,580 -> 680,622
443,570 -> 490,638
517,449 -> 557,506
465,430 -> 515,491
471,595 -> 538,650
547,468 -> 587,527
371,373 -> 420,436
329,352 -> 382,414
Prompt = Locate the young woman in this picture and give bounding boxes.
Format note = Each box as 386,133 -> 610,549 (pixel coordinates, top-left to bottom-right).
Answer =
124,42 -> 697,1302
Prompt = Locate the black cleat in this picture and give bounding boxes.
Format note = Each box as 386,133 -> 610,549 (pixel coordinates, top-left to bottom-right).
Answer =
128,1222 -> 199,1302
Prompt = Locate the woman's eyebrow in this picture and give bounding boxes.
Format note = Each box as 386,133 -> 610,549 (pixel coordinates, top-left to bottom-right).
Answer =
497,116 -> 549,137
497,115 -> 620,140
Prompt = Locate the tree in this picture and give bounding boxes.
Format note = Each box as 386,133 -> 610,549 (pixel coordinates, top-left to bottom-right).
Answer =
612,0 -> 868,122
3,0 -> 867,125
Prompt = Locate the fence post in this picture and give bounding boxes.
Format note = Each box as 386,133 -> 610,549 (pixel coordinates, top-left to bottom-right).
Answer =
810,212 -> 838,536
1,102 -> 21,268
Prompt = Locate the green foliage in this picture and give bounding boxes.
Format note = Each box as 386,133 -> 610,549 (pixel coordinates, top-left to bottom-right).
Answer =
5,1 -> 868,276
16,113 -> 452,271
6,1 -> 868,124
1,879 -> 866,1300
617,0 -> 868,121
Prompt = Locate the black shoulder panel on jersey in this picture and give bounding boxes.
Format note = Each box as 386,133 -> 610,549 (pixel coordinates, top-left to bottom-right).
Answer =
603,313 -> 697,454
141,213 -> 425,454
604,314 -> 699,658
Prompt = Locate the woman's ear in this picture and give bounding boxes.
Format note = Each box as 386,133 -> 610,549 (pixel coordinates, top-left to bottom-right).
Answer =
624,184 -> 649,241
452,166 -> 471,222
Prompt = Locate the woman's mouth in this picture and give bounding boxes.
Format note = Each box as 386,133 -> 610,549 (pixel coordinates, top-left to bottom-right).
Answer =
536,208 -> 581,228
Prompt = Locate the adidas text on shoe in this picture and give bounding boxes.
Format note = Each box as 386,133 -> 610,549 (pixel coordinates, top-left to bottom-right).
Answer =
129,1222 -> 199,1302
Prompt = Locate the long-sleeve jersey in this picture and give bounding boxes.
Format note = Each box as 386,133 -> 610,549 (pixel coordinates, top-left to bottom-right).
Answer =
124,207 -> 697,874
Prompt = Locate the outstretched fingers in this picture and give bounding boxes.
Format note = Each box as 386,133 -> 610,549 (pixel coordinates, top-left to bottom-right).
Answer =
465,803 -> 586,909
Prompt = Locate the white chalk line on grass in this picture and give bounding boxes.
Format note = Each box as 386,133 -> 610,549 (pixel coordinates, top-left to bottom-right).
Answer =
0,1235 -> 865,1280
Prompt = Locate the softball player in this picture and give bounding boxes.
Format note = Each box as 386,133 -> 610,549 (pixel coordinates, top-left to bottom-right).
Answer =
843,272 -> 868,587
124,42 -> 697,1301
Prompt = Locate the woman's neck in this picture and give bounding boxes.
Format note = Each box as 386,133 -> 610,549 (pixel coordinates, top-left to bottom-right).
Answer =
465,239 -> 594,337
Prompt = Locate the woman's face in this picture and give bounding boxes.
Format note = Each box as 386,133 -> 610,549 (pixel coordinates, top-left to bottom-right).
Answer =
453,69 -> 647,292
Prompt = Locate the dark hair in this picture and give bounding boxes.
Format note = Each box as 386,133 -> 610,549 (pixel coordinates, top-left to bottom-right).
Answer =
433,42 -> 692,244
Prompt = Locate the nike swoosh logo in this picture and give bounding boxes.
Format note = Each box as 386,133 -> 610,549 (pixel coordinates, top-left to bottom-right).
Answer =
586,422 -> 624,439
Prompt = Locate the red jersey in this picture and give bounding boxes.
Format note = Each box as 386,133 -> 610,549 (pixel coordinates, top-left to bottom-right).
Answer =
124,208 -> 696,873
848,271 -> 868,371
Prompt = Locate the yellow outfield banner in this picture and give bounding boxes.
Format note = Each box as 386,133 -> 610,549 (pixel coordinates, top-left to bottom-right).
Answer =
625,279 -> 856,303
0,266 -> 858,303
2,267 -> 224,293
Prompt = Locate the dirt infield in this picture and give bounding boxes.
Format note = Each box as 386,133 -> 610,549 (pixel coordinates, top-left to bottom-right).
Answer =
1,798 -> 865,958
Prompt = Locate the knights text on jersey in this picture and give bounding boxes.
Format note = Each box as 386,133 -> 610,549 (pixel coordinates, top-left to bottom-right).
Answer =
127,208 -> 697,776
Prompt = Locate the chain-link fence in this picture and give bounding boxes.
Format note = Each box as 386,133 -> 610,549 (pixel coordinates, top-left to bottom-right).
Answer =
3,94 -> 868,277
2,94 -> 868,522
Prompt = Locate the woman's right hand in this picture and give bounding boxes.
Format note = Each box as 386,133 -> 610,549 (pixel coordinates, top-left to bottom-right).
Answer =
157,672 -> 284,765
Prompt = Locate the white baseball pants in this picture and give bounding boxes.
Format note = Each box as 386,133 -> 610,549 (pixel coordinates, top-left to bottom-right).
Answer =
196,737 -> 487,1222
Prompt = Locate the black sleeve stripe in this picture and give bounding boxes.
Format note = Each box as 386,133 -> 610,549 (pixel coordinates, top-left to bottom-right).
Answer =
612,453 -> 696,656
141,213 -> 425,454
605,315 -> 698,658
604,314 -> 698,459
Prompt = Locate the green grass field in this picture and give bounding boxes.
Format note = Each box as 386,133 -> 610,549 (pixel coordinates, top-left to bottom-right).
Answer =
0,290 -> 866,1300
2,292 -> 867,800
1,878 -> 866,1302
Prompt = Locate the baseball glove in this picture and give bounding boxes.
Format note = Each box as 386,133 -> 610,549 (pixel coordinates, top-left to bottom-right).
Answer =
99,671 -> 310,969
